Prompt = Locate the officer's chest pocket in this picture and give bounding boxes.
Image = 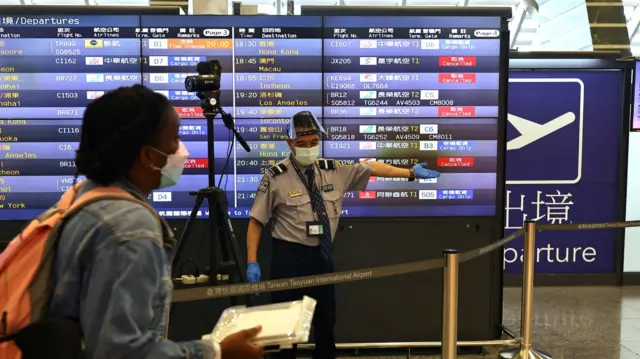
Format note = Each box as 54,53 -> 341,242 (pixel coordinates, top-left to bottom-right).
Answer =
285,194 -> 313,222
322,191 -> 343,218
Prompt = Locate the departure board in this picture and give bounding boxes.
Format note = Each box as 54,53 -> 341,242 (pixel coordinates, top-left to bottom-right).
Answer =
0,15 -> 142,220
0,14 -> 502,220
322,16 -> 503,217
141,16 -> 323,218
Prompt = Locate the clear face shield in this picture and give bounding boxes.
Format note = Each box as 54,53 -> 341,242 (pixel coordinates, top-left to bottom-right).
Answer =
287,112 -> 325,166
286,111 -> 326,140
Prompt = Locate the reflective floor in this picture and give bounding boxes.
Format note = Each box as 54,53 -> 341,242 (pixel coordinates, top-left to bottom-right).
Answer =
339,286 -> 640,358
499,286 -> 640,359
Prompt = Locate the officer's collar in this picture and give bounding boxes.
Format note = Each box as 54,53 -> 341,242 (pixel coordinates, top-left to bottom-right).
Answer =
288,155 -> 314,170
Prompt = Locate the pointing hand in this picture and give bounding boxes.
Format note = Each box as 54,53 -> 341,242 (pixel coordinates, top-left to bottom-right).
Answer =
412,162 -> 440,179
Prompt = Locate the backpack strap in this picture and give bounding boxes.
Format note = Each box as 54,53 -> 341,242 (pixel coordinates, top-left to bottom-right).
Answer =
56,181 -> 85,212
65,187 -> 143,216
67,186 -> 166,243
33,184 -> 164,244
40,181 -> 151,216
31,182 -> 84,224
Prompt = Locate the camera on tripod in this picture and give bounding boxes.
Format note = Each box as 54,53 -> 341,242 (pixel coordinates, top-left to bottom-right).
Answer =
184,60 -> 251,152
184,60 -> 223,117
171,60 -> 252,306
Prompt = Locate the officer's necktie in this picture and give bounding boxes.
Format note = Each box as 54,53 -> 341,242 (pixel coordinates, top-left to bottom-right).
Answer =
305,168 -> 333,261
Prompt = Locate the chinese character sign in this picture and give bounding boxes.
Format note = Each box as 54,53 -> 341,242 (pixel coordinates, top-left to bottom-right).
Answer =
504,71 -> 622,274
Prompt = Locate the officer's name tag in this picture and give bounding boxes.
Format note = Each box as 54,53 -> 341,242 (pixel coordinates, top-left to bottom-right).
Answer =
306,221 -> 325,237
322,184 -> 334,192
288,190 -> 303,198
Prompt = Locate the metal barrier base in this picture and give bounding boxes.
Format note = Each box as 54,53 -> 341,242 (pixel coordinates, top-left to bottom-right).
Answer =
499,346 -> 552,359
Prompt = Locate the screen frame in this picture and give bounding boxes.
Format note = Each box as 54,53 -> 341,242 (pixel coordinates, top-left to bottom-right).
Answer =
508,52 -> 632,287
301,5 -> 511,220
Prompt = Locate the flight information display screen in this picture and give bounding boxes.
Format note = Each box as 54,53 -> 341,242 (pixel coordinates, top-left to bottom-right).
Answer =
0,14 -> 503,220
322,16 -> 502,217
140,16 -> 322,219
0,15 -> 142,220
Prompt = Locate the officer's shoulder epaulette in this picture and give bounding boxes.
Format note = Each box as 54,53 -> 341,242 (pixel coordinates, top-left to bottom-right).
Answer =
266,163 -> 288,177
317,159 -> 339,170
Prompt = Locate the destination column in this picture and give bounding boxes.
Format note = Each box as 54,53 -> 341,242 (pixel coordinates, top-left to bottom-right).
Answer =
225,16 -> 323,218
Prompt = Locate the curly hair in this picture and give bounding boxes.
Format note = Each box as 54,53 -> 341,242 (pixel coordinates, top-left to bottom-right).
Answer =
75,85 -> 171,186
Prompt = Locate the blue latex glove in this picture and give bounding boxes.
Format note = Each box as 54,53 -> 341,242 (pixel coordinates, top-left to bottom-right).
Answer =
247,262 -> 261,296
247,262 -> 261,283
412,162 -> 440,179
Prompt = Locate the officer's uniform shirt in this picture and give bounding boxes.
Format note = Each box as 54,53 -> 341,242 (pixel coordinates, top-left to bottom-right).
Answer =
250,157 -> 372,247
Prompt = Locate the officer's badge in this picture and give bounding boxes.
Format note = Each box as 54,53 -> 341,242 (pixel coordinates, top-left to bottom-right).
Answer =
258,180 -> 269,193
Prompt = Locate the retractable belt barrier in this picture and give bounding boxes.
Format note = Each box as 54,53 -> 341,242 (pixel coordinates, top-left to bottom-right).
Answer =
172,257 -> 446,302
172,228 -> 528,303
537,220 -> 640,231
172,219 -> 640,359
172,220 -> 640,303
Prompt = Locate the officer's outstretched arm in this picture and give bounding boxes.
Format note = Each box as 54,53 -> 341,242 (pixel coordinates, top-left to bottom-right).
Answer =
368,161 -> 440,179
247,218 -> 264,263
368,161 -> 412,178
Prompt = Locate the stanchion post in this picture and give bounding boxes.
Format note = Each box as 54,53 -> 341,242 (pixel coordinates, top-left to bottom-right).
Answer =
499,221 -> 551,359
442,249 -> 459,359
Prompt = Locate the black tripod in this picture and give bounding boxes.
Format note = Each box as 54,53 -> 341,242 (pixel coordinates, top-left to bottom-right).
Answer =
172,105 -> 253,306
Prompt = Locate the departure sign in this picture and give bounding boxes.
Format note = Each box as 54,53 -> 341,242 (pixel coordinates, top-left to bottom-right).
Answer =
0,15 -> 141,220
322,16 -> 503,217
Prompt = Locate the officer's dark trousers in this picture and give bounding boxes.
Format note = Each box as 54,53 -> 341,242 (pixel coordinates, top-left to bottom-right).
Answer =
270,238 -> 336,359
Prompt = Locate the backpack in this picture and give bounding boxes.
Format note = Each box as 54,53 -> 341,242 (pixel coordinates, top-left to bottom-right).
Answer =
0,182 -> 152,359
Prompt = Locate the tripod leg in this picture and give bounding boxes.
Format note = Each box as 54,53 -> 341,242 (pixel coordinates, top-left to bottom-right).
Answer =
211,190 -> 254,306
226,219 -> 255,306
172,195 -> 205,271
169,194 -> 204,319
227,220 -> 248,282
220,221 -> 253,306
206,197 -> 221,286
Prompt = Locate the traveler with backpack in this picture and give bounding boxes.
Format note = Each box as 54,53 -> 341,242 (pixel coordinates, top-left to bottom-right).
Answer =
0,85 -> 264,359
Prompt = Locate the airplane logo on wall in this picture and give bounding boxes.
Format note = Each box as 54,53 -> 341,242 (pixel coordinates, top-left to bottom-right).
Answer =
506,78 -> 585,185
507,111 -> 576,150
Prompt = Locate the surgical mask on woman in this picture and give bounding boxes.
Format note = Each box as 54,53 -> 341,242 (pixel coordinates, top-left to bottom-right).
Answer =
152,140 -> 189,189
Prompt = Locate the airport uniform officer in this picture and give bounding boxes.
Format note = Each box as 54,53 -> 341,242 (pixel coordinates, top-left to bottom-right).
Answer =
245,111 -> 440,359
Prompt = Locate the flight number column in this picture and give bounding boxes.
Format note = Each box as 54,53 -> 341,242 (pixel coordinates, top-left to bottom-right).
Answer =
322,15 -> 502,217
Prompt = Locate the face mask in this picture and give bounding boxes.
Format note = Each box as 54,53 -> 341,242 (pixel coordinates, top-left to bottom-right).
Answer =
152,140 -> 190,189
294,145 -> 320,166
